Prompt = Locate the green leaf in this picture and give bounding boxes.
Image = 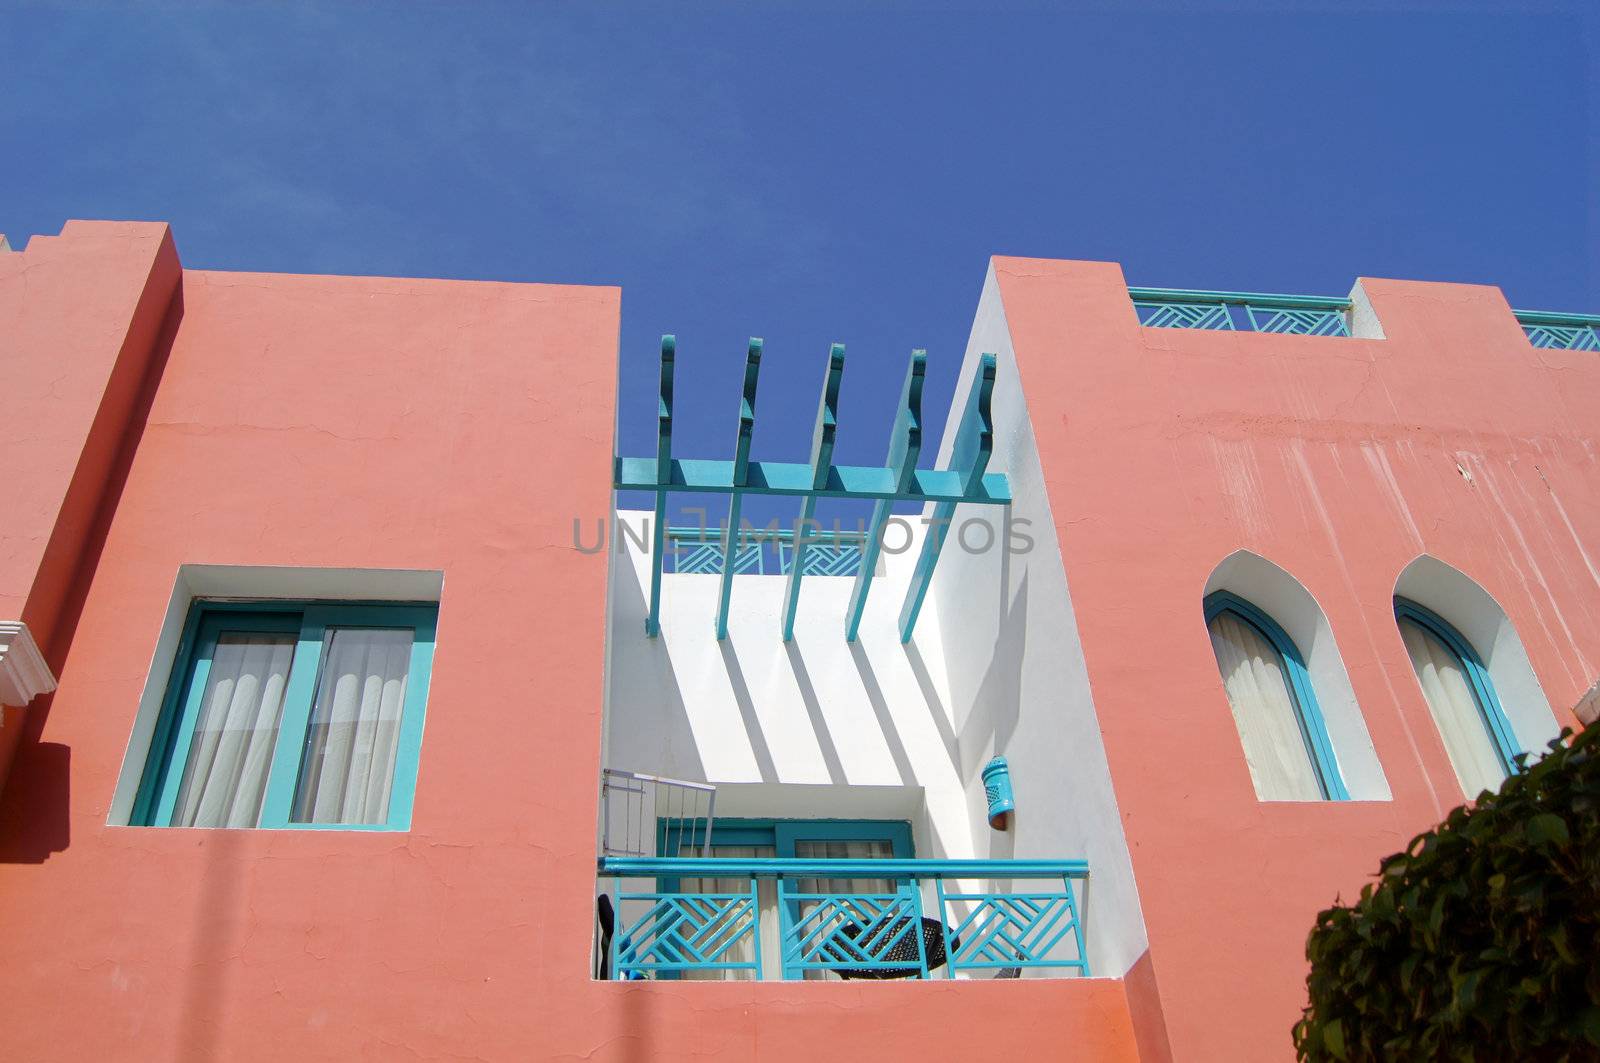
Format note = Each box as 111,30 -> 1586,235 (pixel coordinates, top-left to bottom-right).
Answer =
1582,1007 -> 1600,1048
1323,1018 -> 1347,1061
1548,925 -> 1578,965
1526,813 -> 1569,846
1428,895 -> 1447,939
1400,954 -> 1420,992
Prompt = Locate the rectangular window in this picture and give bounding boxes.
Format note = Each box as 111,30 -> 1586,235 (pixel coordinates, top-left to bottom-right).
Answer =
131,602 -> 437,831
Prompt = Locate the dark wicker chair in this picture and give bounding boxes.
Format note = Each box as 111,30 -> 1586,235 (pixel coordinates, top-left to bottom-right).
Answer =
834,916 -> 958,980
596,894 -> 615,980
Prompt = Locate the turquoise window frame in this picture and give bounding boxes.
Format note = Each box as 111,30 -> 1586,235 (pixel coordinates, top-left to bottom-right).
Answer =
130,600 -> 438,831
1203,591 -> 1349,801
1394,597 -> 1520,776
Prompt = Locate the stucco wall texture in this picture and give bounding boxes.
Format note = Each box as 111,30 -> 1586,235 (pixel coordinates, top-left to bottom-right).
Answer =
991,256 -> 1596,1061
0,224 -> 1140,1061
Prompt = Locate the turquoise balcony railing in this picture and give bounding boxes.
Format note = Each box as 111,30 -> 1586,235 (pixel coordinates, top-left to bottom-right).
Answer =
1515,309 -> 1600,352
597,857 -> 1090,981
664,525 -> 866,578
1129,287 -> 1352,337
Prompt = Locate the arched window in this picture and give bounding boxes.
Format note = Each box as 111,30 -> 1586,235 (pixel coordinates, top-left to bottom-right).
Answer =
1204,591 -> 1348,801
1394,597 -> 1520,796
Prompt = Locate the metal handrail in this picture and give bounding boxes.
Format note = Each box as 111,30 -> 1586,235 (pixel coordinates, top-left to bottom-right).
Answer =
1513,308 -> 1600,327
600,856 -> 1089,878
599,769 -> 717,859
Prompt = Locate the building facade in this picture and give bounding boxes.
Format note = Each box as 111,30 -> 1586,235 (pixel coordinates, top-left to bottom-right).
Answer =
0,220 -> 1595,1060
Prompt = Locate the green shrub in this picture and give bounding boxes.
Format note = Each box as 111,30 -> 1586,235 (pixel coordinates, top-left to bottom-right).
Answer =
1294,727 -> 1600,1061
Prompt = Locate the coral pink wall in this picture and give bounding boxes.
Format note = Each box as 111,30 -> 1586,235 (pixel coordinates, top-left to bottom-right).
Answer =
995,256 -> 1598,1061
0,222 -> 180,786
0,226 -> 1137,1061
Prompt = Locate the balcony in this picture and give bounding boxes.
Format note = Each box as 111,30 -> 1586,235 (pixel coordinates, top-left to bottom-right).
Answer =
596,856 -> 1090,982
601,331 -> 1138,988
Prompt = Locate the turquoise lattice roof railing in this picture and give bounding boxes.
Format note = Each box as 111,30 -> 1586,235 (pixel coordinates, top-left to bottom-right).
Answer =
600,857 -> 1090,981
664,526 -> 866,577
668,535 -> 767,576
1515,309 -> 1600,352
616,337 -> 1010,643
1129,287 -> 1352,337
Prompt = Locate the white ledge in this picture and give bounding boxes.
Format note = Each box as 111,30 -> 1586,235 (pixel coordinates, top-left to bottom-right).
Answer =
0,621 -> 56,710
1574,678 -> 1600,728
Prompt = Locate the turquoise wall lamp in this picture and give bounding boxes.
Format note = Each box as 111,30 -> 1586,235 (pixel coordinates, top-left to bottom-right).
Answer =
983,756 -> 1014,830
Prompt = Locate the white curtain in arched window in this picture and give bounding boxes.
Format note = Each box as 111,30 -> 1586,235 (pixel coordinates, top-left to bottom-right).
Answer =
1398,617 -> 1507,797
1208,612 -> 1323,800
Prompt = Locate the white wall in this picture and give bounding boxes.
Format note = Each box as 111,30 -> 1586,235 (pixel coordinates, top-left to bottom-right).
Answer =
605,515 -> 974,865
916,264 -> 1149,977
1204,550 -> 1392,800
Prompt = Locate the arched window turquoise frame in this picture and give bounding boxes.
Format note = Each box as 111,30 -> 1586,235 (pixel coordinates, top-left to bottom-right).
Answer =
1394,597 -> 1520,776
1203,591 -> 1349,801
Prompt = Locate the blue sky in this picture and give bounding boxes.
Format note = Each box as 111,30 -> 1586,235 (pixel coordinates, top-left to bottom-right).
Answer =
3,2 -> 1596,530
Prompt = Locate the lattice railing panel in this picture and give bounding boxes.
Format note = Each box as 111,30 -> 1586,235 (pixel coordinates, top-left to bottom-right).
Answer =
778,884 -> 926,977
937,886 -> 1088,974
1245,305 -> 1350,336
669,542 -> 765,575
780,543 -> 864,577
1134,300 -> 1234,330
614,890 -> 760,976
1523,323 -> 1600,351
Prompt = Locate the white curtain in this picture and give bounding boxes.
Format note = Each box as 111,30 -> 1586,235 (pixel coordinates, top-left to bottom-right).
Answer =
173,632 -> 297,828
1208,612 -> 1324,800
1399,618 -> 1507,797
794,839 -> 895,980
794,838 -> 895,894
677,843 -> 778,981
292,627 -> 413,825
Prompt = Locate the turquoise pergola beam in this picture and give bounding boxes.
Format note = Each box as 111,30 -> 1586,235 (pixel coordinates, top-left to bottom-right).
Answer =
617,338 -> 1012,642
781,344 -> 845,642
844,350 -> 924,643
897,353 -> 998,644
715,340 -> 763,640
645,336 -> 675,637
614,458 -> 1009,505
